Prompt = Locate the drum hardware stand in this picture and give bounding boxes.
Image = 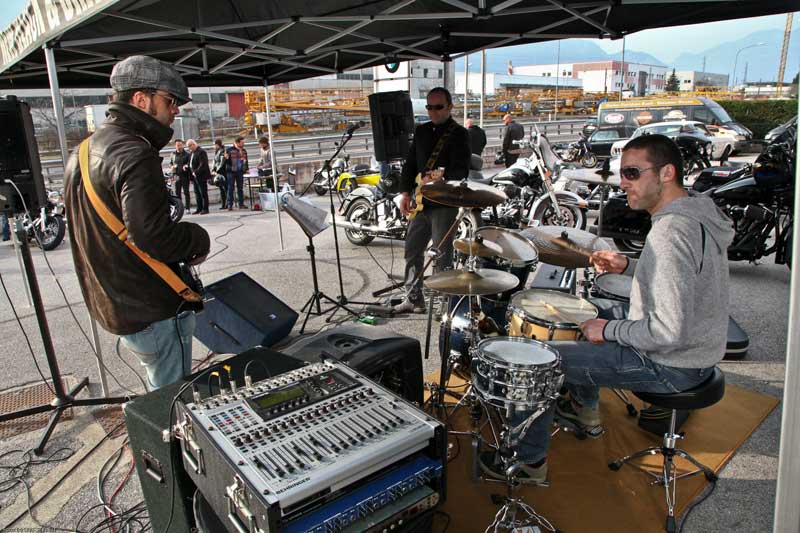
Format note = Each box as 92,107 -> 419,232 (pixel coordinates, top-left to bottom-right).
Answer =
0,226 -> 129,456
482,408 -> 557,533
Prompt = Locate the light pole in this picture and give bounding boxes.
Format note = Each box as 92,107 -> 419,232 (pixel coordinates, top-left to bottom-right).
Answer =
732,42 -> 765,91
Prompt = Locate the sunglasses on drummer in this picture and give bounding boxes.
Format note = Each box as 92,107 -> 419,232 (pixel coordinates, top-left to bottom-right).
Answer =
619,163 -> 667,181
425,104 -> 447,110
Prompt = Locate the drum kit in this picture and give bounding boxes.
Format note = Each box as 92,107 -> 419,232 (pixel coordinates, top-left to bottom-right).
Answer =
415,181 -> 613,532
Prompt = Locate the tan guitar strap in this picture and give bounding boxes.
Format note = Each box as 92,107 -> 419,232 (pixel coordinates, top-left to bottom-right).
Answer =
78,139 -> 202,303
423,121 -> 457,173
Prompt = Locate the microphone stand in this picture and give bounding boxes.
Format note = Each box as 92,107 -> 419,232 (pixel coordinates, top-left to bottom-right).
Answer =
322,126 -> 375,321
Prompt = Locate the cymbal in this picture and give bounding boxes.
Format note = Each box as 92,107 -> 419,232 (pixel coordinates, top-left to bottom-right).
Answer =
521,226 -> 610,268
453,237 -> 503,258
424,268 -> 519,296
475,227 -> 538,264
421,180 -> 507,209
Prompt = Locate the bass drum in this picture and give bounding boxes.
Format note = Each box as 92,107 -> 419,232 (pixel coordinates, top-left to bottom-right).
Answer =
439,295 -> 508,367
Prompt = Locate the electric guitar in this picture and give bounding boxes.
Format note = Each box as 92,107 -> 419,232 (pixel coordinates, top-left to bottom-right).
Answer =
407,168 -> 445,221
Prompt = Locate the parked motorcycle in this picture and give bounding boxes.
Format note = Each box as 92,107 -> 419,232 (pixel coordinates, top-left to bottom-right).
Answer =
557,133 -> 598,168
163,172 -> 185,222
471,124 -> 588,230
339,168 -> 407,245
676,135 -> 712,175
312,146 -> 381,197
601,127 -> 795,267
24,189 -> 66,251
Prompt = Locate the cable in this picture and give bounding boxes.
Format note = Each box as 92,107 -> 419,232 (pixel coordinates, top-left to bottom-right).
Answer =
435,509 -> 451,533
0,270 -> 55,395
114,338 -> 149,393
203,212 -> 258,263
243,358 -> 272,380
678,478 -> 717,533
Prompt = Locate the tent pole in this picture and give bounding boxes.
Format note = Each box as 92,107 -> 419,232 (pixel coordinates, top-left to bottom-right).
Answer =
773,93 -> 800,533
464,54 -> 469,121
480,49 -> 485,128
263,79 -> 284,251
44,43 -> 109,396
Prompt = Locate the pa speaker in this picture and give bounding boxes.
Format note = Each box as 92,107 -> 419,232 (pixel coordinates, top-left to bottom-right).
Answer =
0,95 -> 46,215
368,91 -> 414,162
194,272 -> 298,354
124,348 -> 303,533
283,323 -> 424,405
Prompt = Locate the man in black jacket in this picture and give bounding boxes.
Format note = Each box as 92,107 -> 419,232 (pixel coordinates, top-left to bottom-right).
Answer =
394,87 -> 471,314
187,139 -> 210,214
170,139 -> 192,212
211,139 -> 227,208
64,55 -> 210,390
502,113 -> 525,168
466,117 -> 487,156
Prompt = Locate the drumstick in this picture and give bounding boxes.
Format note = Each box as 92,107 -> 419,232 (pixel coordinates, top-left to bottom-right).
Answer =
550,235 -> 593,259
539,300 -> 585,326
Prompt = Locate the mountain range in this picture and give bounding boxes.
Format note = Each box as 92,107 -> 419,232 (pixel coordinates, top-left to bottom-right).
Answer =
456,24 -> 799,83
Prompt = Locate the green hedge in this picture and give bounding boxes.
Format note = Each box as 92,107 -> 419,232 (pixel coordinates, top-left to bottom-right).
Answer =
717,99 -> 797,139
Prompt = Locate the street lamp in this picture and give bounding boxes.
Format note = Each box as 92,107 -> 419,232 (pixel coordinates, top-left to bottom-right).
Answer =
732,42 -> 765,90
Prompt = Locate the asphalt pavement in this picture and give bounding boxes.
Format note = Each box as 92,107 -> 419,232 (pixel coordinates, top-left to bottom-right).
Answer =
0,157 -> 789,532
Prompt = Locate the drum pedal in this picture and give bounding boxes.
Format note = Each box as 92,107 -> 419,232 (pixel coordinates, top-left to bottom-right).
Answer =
556,419 -> 606,440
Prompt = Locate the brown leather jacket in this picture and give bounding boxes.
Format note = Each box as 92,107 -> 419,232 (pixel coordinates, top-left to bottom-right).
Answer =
64,103 -> 210,335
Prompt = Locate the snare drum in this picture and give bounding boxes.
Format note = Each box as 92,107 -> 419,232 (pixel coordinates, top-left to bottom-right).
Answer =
473,227 -> 538,300
508,289 -> 598,340
472,337 -> 564,410
593,273 -> 633,302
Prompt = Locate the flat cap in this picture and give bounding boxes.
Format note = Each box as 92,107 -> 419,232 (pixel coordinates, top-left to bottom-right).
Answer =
110,55 -> 191,106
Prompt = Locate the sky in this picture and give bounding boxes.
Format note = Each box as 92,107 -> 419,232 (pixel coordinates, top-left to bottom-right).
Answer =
0,1 -> 792,64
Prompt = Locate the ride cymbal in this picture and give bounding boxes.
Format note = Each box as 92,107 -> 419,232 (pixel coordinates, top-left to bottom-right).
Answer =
424,268 -> 519,296
521,226 -> 610,268
421,180 -> 507,208
453,237 -> 503,258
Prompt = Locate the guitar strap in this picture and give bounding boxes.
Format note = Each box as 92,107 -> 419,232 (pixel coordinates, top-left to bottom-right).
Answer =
78,139 -> 202,303
421,121 -> 457,181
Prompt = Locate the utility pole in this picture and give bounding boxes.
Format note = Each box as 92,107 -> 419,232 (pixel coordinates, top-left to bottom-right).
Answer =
480,49 -> 486,128
619,34 -> 626,101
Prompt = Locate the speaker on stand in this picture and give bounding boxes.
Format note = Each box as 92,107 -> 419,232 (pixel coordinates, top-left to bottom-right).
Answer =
368,91 -> 414,164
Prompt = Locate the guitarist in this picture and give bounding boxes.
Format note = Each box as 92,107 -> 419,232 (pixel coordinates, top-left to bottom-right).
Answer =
64,56 -> 210,390
394,87 -> 471,314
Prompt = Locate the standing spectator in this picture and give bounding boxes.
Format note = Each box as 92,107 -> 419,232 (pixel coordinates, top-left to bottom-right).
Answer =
170,139 -> 192,212
256,136 -> 275,191
224,136 -> 248,210
466,117 -> 487,156
211,139 -> 227,209
1,214 -> 10,241
501,113 -> 525,168
186,139 -> 210,214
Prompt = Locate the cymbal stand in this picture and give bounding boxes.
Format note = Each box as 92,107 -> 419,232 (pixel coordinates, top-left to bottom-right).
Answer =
482,405 -> 557,533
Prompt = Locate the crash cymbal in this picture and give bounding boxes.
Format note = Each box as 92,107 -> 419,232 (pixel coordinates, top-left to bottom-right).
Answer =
424,268 -> 519,296
521,226 -> 610,268
421,180 -> 507,209
475,226 -> 539,264
453,237 -> 503,258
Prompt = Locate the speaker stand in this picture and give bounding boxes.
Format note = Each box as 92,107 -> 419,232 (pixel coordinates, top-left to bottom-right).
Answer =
298,233 -> 358,334
0,227 -> 129,455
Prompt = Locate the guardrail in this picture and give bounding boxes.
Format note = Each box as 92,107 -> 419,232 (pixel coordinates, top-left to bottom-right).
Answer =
39,118 -> 586,182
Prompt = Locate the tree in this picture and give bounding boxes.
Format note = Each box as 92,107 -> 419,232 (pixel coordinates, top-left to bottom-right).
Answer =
665,68 -> 680,92
791,72 -> 799,97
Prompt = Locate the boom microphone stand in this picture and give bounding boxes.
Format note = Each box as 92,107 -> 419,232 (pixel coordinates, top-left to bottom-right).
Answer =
321,123 -> 376,319
0,224 -> 129,455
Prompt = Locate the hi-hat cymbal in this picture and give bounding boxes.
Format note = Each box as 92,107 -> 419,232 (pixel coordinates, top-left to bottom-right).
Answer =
521,225 -> 610,268
425,268 -> 519,296
453,237 -> 503,258
421,180 -> 507,208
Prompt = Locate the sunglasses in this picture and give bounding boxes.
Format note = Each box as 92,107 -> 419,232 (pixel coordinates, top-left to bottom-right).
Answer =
151,91 -> 179,108
620,163 -> 666,181
425,104 -> 446,111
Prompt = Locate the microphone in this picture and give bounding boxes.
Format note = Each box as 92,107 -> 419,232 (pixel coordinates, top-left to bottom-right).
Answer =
346,120 -> 365,134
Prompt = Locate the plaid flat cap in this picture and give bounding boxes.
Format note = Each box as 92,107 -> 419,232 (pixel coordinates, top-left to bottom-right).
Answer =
110,55 -> 191,106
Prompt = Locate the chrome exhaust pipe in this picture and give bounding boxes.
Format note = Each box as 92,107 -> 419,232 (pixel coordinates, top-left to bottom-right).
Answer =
337,220 -> 384,233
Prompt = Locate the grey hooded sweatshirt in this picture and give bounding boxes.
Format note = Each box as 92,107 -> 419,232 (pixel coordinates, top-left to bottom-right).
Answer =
603,194 -> 735,369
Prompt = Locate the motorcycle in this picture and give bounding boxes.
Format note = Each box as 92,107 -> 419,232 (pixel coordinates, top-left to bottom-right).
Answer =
163,172 -> 185,222
601,126 -> 795,267
312,146 -> 381,197
24,189 -> 66,251
676,136 -> 712,175
338,167 -> 407,245
557,133 -> 598,168
470,124 -> 588,230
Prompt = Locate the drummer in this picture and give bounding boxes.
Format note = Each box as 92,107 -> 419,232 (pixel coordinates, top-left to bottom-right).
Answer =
480,134 -> 735,485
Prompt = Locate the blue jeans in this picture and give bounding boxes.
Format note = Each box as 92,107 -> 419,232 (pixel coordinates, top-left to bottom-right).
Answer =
226,171 -> 244,207
403,206 -> 459,304
121,311 -> 195,390
1,214 -> 10,241
512,340 -> 713,464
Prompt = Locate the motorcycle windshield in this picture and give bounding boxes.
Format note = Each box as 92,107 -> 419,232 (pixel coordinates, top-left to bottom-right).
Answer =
538,136 -> 562,173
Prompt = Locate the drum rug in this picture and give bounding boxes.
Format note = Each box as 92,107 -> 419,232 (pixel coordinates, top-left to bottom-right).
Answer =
427,376 -> 778,532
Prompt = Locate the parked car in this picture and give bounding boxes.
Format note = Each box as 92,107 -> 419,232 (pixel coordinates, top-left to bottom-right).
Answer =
765,115 -> 797,143
587,126 -> 637,159
610,120 -> 723,158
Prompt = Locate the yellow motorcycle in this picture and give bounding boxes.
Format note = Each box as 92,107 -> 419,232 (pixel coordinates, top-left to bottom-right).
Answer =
312,149 -> 381,197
